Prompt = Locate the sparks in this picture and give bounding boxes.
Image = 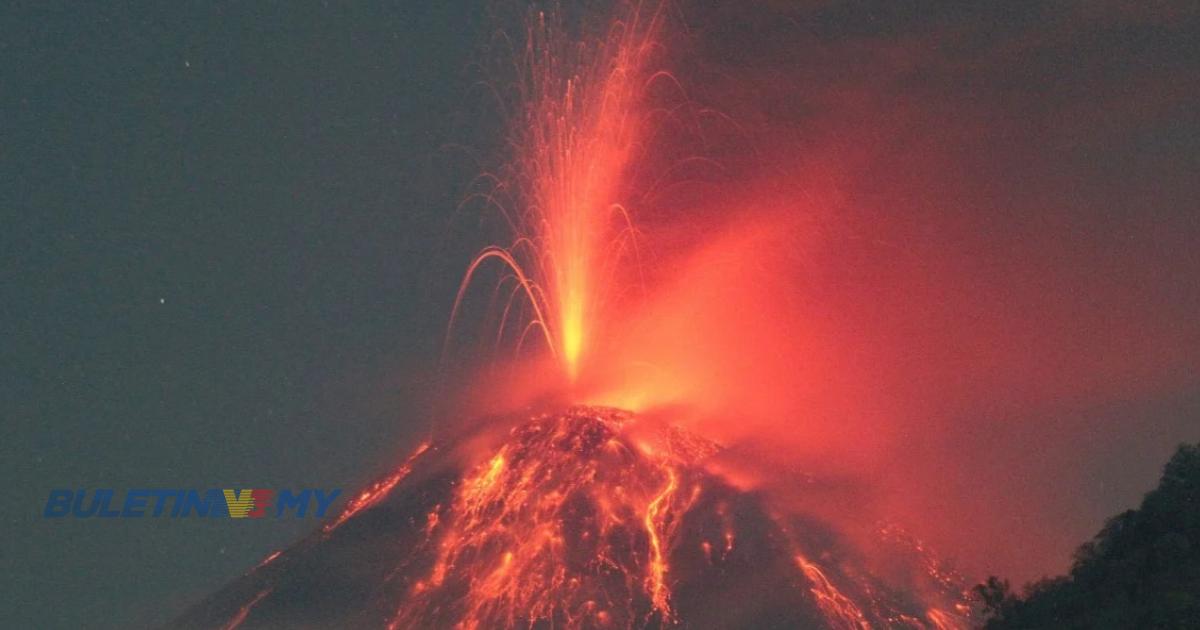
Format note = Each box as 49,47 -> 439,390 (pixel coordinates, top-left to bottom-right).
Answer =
446,2 -> 666,384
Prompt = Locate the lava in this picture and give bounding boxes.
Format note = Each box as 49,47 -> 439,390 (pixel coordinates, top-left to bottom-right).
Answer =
794,554 -> 871,630
176,406 -> 972,629
325,441 -> 431,533
391,408 -> 698,629
219,588 -> 270,630
642,466 -> 680,618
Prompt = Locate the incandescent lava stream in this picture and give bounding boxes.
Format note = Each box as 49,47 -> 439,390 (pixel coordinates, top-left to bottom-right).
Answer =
175,406 -> 970,629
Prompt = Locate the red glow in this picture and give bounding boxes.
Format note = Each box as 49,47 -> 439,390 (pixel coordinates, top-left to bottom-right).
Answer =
430,3 -> 972,625
432,0 -> 1200,617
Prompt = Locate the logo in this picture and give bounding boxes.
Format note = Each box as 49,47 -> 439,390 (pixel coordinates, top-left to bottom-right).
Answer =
43,488 -> 342,518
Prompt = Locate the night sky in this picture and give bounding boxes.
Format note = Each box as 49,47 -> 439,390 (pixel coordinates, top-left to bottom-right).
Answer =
5,3 -> 491,628
4,2 -> 1198,629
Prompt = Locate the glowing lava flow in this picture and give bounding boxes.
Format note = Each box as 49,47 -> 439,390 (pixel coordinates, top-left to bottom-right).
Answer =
643,466 -> 679,618
325,441 -> 431,533
447,2 -> 666,382
390,408 -> 701,629
219,588 -> 270,630
177,406 -> 973,629
794,554 -> 871,630
377,407 -> 968,629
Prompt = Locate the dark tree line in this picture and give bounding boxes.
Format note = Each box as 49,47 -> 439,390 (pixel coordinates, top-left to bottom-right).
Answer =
976,442 -> 1200,628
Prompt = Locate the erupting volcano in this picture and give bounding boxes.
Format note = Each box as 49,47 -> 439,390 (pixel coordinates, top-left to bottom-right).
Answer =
176,406 -> 971,629
179,2 -> 980,628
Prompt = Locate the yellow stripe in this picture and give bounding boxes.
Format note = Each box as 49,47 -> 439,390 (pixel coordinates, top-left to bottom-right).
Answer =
223,489 -> 255,518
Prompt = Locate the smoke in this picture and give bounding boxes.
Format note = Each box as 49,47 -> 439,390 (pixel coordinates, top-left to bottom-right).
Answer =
445,0 -> 1199,586
576,0 -> 1200,584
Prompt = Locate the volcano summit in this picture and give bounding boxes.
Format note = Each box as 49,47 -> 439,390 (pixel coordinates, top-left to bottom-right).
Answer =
175,406 -> 971,629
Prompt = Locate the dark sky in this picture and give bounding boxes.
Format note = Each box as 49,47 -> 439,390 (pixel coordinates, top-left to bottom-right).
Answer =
3,2 -> 1198,628
4,3 -> 491,628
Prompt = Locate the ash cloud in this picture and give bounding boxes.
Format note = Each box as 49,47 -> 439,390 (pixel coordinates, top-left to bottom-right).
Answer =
653,0 -> 1200,584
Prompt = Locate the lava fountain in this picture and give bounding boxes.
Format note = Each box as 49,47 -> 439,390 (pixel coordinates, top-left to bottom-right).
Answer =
446,2 -> 665,384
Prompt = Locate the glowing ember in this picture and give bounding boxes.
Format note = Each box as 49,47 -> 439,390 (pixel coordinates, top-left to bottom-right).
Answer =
250,551 -> 281,573
219,588 -> 270,630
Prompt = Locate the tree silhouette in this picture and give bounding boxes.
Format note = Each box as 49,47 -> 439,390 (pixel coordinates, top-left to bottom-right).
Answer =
976,442 -> 1200,629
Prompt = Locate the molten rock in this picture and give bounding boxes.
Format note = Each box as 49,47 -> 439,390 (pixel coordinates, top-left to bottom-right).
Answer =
175,406 -> 970,629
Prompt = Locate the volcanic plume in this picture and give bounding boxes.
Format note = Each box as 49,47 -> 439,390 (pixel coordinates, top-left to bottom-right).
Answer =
175,406 -> 971,629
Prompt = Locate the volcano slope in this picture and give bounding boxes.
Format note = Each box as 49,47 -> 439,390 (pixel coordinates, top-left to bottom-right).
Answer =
174,406 -> 970,629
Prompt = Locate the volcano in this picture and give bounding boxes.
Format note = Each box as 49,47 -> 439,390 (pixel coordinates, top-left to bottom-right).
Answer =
174,406 -> 971,629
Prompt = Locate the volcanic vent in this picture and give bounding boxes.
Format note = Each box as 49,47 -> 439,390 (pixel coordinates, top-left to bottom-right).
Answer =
175,407 -> 970,629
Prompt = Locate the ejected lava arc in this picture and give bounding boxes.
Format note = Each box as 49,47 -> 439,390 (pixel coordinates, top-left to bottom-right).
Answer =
446,2 -> 661,386
176,2 -> 978,629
